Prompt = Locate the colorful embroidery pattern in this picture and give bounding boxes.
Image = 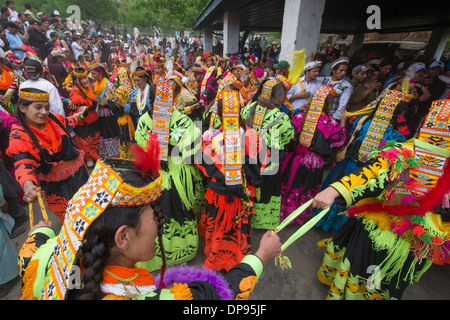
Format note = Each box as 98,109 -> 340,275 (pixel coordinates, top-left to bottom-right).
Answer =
358,90 -> 403,161
152,76 -> 174,162
413,99 -> 450,196
299,85 -> 337,147
222,90 -> 243,186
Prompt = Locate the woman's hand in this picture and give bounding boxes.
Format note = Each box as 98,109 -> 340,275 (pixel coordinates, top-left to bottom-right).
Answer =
255,231 -> 282,266
74,106 -> 88,119
312,186 -> 340,210
23,180 -> 38,203
29,220 -> 53,235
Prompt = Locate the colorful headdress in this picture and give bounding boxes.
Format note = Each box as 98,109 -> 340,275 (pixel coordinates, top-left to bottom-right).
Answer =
114,86 -> 129,104
258,78 -> 278,103
87,61 -> 101,71
120,58 -> 131,67
209,72 -> 243,130
72,67 -> 88,78
18,89 -> 50,102
299,85 -> 337,147
133,66 -> 149,77
41,139 -> 162,300
412,99 -> 450,197
153,56 -> 165,67
222,90 -> 243,186
358,90 -> 405,161
192,62 -> 206,74
88,62 -> 108,79
152,76 -> 174,162
251,78 -> 280,133
201,66 -> 216,95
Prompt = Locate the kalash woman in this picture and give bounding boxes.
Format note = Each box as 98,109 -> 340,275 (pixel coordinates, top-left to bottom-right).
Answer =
113,67 -> 156,160
134,75 -> 205,272
313,84 -> 430,232
7,88 -> 89,222
18,139 -> 282,300
88,61 -> 121,159
152,56 -> 166,82
312,98 -> 450,300
280,85 -> 347,226
196,88 -> 270,272
68,66 -> 100,168
240,78 -> 295,230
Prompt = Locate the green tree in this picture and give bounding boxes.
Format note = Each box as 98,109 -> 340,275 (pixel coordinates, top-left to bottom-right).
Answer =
130,0 -> 209,30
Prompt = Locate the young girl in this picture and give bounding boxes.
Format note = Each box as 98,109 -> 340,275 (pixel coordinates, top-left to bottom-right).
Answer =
18,140 -> 282,300
68,66 -> 100,168
114,67 -> 155,159
7,88 -> 89,222
89,62 -> 121,159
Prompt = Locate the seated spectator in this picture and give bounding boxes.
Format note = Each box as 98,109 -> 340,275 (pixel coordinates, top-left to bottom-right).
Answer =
5,22 -> 26,59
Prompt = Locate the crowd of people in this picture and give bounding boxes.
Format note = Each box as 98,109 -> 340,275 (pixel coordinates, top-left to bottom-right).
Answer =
0,2 -> 449,301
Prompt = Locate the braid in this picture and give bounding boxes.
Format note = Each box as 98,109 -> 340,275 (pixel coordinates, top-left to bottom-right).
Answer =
78,233 -> 111,300
77,205 -> 141,300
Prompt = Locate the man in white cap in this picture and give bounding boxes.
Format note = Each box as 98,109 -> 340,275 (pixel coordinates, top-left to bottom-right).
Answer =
424,60 -> 446,107
20,58 -> 65,116
347,64 -> 380,112
317,57 -> 353,121
286,60 -> 322,114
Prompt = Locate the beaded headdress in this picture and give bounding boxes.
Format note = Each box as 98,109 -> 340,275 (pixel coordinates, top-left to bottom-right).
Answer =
358,89 -> 406,161
19,89 -> 50,102
299,85 -> 337,147
412,99 -> 450,196
152,76 -> 174,162
72,67 -> 88,78
222,89 -> 243,186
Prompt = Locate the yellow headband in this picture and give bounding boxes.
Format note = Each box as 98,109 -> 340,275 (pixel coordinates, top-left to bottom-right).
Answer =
73,69 -> 88,78
19,90 -> 49,102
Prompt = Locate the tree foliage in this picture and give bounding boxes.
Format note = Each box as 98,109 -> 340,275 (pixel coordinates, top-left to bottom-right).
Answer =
10,0 -> 209,32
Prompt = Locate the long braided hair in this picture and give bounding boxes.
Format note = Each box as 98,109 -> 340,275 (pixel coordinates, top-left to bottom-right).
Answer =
77,161 -> 166,300
16,88 -> 74,173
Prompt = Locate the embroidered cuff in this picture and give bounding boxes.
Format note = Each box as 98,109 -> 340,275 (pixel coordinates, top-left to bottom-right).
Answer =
241,255 -> 264,279
330,182 -> 352,207
28,226 -> 56,239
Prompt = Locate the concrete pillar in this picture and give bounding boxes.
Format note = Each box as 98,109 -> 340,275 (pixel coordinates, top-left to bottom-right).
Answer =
424,27 -> 450,61
279,0 -> 326,63
349,33 -> 365,57
223,11 -> 240,56
203,27 -> 213,53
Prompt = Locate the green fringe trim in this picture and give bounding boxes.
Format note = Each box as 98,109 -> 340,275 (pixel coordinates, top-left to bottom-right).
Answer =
361,218 -> 432,289
162,157 -> 200,211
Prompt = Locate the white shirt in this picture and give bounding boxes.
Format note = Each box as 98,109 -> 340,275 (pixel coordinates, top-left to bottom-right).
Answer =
20,78 -> 65,116
286,76 -> 321,111
71,41 -> 82,60
317,76 -> 353,120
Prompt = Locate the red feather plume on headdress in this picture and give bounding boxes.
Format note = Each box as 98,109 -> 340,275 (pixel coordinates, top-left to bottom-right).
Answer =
131,132 -> 161,178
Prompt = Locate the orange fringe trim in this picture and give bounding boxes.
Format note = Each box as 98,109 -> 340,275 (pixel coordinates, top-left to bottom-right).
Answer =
37,150 -> 85,182
205,188 -> 242,234
170,283 -> 193,300
20,259 -> 39,300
